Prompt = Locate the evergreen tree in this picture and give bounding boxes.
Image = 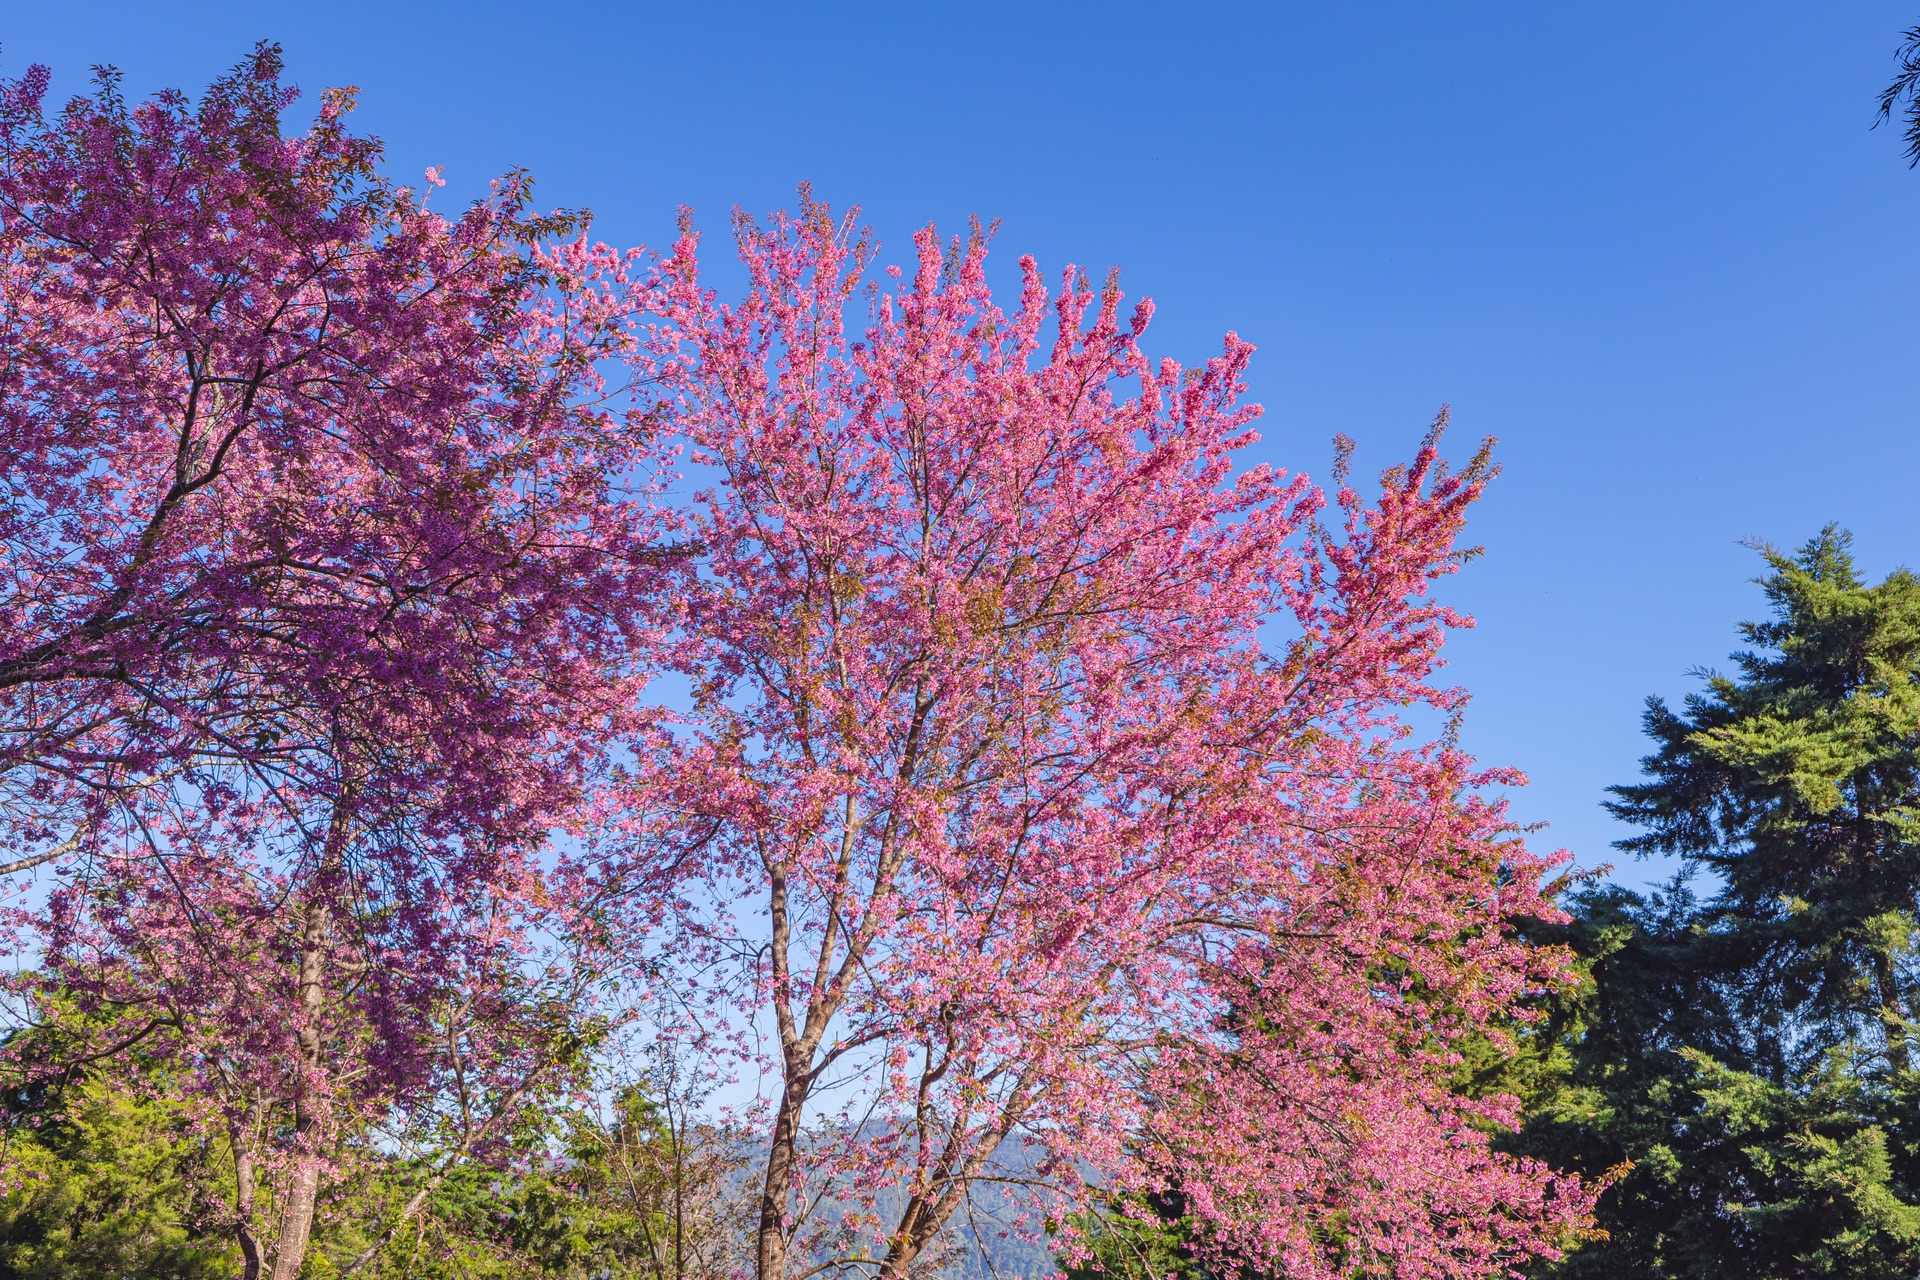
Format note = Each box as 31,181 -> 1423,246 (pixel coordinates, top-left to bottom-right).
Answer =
1518,527 -> 1920,1277
0,1022 -> 743,1279
0,1048 -> 239,1279
1055,1191 -> 1209,1280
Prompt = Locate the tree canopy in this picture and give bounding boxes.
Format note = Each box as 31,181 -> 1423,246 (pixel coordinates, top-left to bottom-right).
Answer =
1510,529 -> 1920,1278
0,40 -> 1612,1280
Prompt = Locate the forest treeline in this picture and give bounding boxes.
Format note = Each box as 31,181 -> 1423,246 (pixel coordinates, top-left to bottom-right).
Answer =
4,23 -> 1920,1280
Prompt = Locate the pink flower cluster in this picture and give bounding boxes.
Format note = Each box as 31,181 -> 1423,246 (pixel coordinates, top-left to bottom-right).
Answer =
0,50 -> 1590,1280
605,194 -> 1593,1278
0,46 -> 673,1278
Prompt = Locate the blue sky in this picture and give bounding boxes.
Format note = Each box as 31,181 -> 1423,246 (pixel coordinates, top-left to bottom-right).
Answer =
10,3 -> 1919,885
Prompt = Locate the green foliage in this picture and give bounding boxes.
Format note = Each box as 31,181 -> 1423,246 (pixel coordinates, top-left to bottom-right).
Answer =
1510,528 -> 1920,1278
0,1051 -> 238,1279
1611,527 -> 1920,1065
0,1038 -> 741,1279
280,1082 -> 740,1279
1055,1192 -> 1211,1280
426,1086 -> 741,1280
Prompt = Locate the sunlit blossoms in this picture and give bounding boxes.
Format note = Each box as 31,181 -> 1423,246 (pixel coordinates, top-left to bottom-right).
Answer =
0,49 -> 1588,1280
608,196 -> 1591,1280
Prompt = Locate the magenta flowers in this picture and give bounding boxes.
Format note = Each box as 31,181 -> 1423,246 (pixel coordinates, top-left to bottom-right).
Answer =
1,49 -> 1588,1280
0,47 -> 673,1278
624,196 -> 1591,1280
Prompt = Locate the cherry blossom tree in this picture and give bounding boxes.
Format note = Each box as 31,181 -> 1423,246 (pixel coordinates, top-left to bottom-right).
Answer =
0,48 -> 674,1278
0,37 -> 1596,1280
624,196 -> 1592,1280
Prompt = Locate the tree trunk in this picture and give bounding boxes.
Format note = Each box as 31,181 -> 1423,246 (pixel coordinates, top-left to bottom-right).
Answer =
754,799 -> 891,1280
232,1108 -> 266,1280
879,1183 -> 968,1280
755,1066 -> 809,1280
879,1074 -> 1038,1280
270,1159 -> 322,1280
878,1201 -> 933,1280
269,896 -> 331,1280
269,800 -> 347,1280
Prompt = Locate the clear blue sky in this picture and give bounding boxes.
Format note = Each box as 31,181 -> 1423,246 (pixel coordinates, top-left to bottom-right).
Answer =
10,3 -> 1920,886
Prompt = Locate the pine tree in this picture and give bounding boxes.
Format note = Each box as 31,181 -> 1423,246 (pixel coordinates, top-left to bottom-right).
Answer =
1518,527 -> 1920,1277
0,1040 -> 240,1279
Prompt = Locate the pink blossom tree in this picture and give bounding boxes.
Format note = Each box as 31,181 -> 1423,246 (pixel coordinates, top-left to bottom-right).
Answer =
0,48 -> 674,1278
0,39 -> 1597,1279
625,196 -> 1592,1280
